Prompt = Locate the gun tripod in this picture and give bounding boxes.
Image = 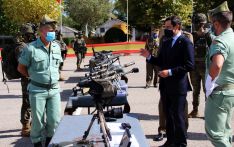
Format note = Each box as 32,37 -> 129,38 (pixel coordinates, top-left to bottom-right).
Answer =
82,102 -> 112,147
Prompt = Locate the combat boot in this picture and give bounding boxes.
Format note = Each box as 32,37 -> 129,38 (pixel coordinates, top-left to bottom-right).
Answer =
145,81 -> 151,89
188,109 -> 200,118
45,137 -> 52,147
59,74 -> 65,81
21,123 -> 31,137
59,65 -> 63,71
33,142 -> 42,147
77,65 -> 82,71
145,84 -> 150,89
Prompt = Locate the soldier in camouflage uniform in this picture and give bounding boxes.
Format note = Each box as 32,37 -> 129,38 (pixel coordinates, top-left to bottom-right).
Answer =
15,23 -> 37,136
188,13 -> 212,118
145,29 -> 160,88
73,33 -> 86,70
55,31 -> 66,81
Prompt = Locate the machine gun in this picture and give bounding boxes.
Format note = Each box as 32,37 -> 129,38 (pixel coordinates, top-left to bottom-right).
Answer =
77,78 -> 117,147
70,67 -> 138,147
86,47 -> 121,72
62,47 -> 139,146
81,51 -> 137,113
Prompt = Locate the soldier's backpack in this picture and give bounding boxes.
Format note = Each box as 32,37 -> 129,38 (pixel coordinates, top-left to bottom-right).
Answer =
1,43 -> 21,80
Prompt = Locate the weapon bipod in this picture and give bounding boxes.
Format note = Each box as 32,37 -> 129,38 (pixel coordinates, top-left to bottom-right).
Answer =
82,103 -> 112,147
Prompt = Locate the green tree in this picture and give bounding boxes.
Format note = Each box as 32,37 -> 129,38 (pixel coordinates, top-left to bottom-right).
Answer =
62,15 -> 81,30
193,0 -> 234,13
160,0 -> 193,26
114,0 -> 193,29
0,0 -> 18,35
112,0 -> 127,21
2,0 -> 60,24
65,0 -> 112,29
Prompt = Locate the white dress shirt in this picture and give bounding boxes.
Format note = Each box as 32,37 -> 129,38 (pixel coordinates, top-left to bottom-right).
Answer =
172,31 -> 182,47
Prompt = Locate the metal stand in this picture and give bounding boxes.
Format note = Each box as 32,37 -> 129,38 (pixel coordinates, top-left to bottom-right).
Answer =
82,102 -> 112,147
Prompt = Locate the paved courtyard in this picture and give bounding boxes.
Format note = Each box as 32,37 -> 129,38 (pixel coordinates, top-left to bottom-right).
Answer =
0,55 -> 233,147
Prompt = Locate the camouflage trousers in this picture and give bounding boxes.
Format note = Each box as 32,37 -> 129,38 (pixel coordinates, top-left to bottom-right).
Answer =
190,61 -> 206,110
75,52 -> 83,67
59,50 -> 66,70
158,98 -> 189,133
20,77 -> 31,125
146,62 -> 159,86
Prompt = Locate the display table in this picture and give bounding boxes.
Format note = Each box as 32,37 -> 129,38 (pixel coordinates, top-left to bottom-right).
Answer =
49,114 -> 149,147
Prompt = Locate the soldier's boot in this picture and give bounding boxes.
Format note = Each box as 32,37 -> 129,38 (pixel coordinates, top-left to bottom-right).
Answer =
188,107 -> 200,118
77,65 -> 82,71
59,74 -> 65,81
123,102 -> 131,113
145,81 -> 151,89
59,65 -> 63,71
33,142 -> 42,147
21,123 -> 31,137
45,137 -> 52,147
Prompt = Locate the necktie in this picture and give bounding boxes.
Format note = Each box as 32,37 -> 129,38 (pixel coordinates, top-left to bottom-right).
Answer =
171,38 -> 175,48
168,38 -> 173,49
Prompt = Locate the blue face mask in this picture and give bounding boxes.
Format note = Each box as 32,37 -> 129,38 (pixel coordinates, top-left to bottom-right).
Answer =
45,32 -> 56,42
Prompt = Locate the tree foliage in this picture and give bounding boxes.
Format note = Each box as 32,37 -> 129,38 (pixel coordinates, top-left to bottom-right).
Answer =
160,0 -> 193,26
62,15 -> 81,30
193,0 -> 234,13
65,0 -> 112,28
114,0 -> 193,28
0,0 -> 18,35
2,0 -> 60,24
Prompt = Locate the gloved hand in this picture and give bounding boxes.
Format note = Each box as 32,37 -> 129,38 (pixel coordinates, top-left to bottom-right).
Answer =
205,74 -> 218,97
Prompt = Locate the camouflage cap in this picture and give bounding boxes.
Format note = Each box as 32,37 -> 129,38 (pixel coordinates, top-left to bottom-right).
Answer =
20,23 -> 35,34
40,14 -> 57,29
192,13 -> 207,24
208,1 -> 230,18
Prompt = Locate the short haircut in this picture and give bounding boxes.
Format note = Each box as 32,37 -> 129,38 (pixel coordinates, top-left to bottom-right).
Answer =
212,11 -> 233,29
165,15 -> 182,30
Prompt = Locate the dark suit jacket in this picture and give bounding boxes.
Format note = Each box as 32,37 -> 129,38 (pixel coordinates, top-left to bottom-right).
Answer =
148,34 -> 194,95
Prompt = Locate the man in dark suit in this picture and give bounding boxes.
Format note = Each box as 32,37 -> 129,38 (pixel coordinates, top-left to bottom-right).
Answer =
140,16 -> 194,147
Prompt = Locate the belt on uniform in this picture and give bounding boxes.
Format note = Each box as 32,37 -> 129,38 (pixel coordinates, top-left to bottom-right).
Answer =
213,84 -> 234,91
30,80 -> 57,89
